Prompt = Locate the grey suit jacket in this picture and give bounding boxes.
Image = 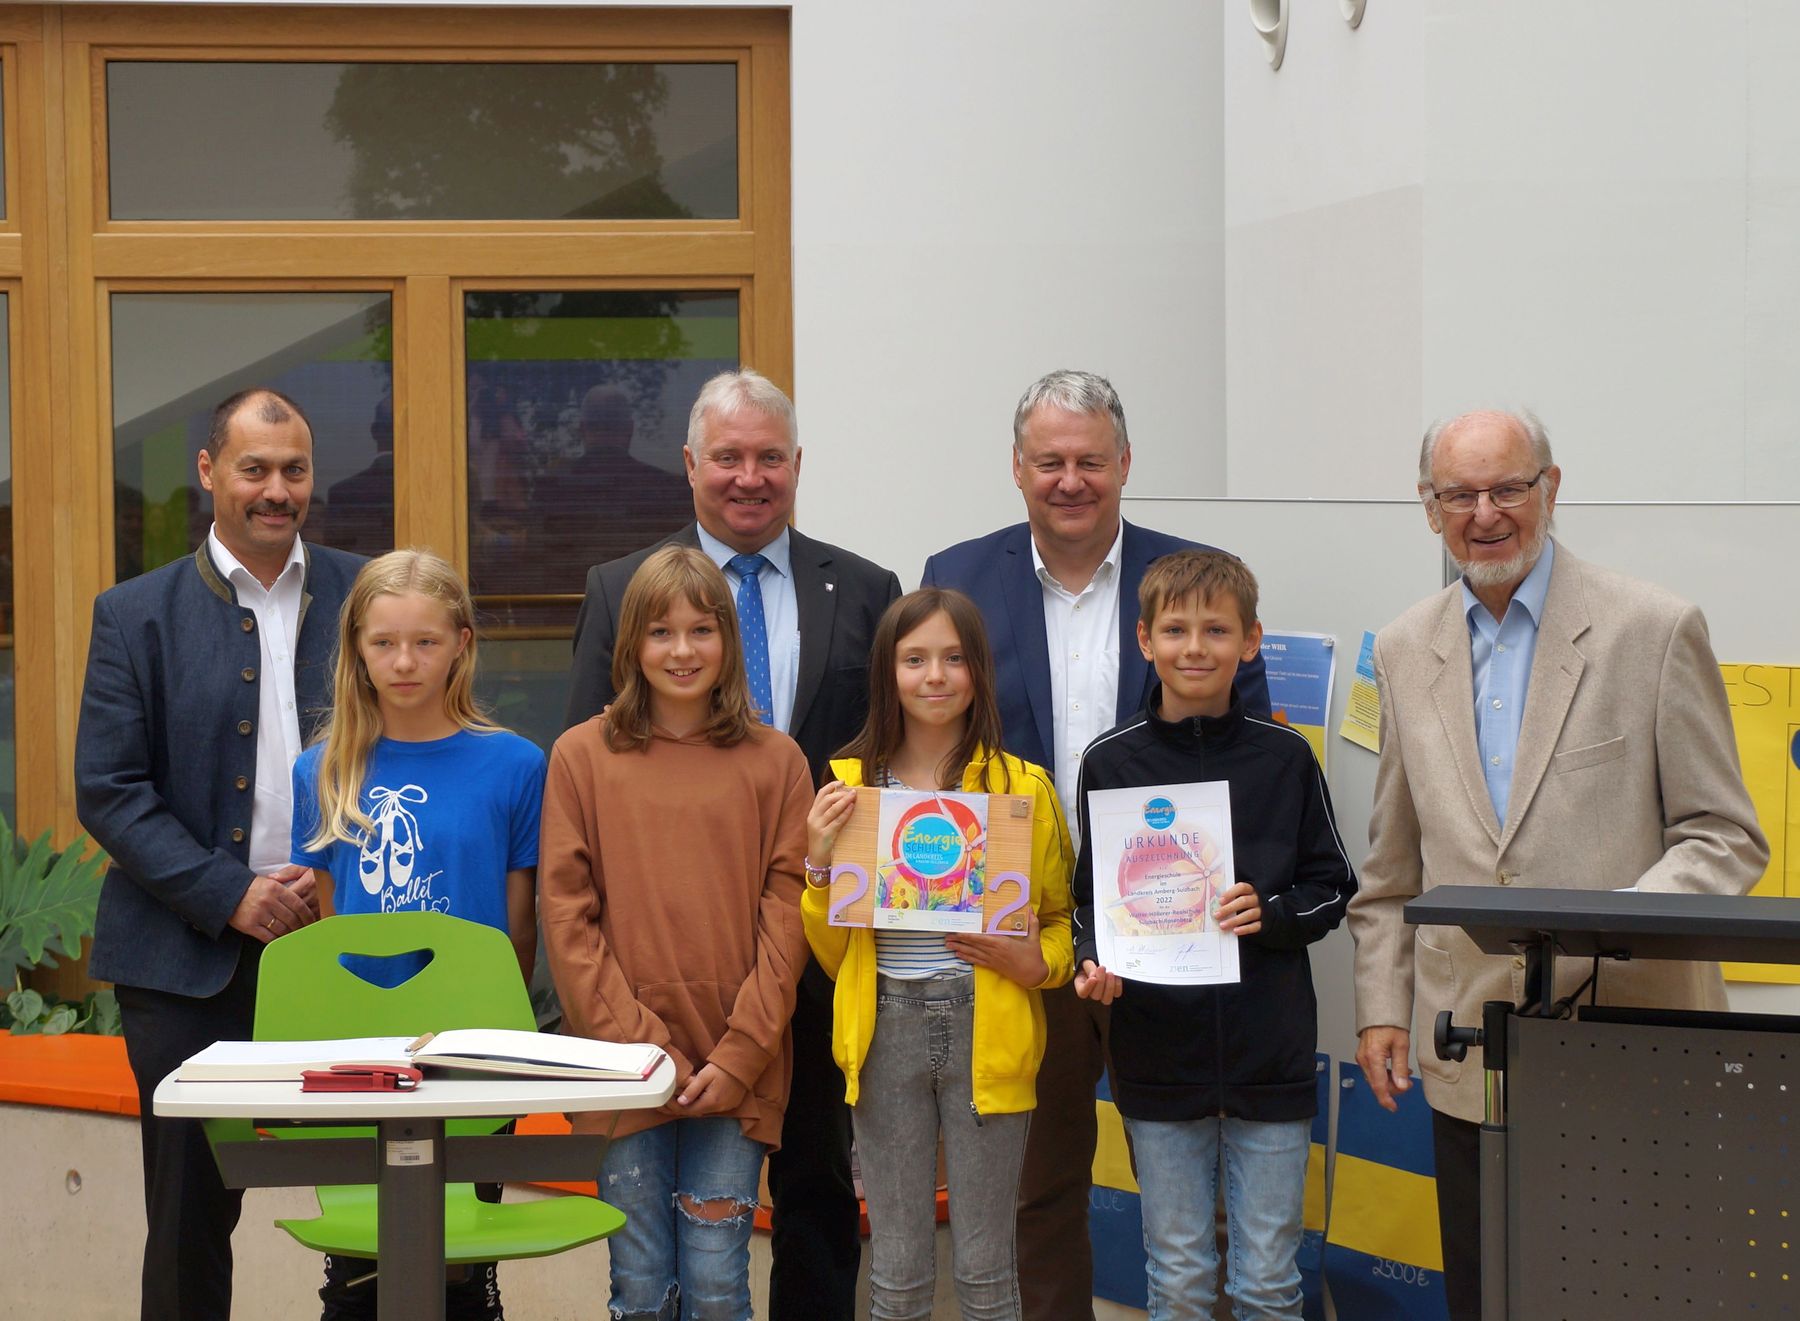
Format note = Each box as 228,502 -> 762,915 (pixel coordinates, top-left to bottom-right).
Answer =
1348,544 -> 1768,1121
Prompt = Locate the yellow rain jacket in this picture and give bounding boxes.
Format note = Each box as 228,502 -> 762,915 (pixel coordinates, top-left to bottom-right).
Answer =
800,750 -> 1074,1116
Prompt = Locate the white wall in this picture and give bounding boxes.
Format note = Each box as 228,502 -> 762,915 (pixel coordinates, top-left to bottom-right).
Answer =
1222,0 -> 1800,504
1224,0 -> 1425,499
1420,3 -> 1753,497
785,1 -> 1226,587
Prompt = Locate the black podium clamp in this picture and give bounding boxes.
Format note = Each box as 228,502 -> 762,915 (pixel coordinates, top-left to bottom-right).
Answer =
1405,886 -> 1800,1321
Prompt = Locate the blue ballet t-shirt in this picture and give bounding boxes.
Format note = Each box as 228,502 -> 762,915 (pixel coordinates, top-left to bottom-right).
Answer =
291,728 -> 545,984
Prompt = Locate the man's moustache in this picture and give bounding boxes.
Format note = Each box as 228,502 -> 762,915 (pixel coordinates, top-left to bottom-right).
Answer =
247,503 -> 299,517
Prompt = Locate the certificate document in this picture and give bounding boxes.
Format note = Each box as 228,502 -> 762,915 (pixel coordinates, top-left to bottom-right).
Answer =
1087,781 -> 1240,986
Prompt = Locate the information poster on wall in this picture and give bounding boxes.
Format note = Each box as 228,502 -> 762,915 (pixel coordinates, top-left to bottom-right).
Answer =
1260,631 -> 1336,771
1338,630 -> 1382,754
1719,664 -> 1800,984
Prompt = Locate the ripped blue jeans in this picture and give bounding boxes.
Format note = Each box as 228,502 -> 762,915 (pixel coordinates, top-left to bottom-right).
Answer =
599,1116 -> 766,1321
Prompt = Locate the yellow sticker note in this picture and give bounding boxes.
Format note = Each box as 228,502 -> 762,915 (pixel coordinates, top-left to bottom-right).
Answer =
1337,629 -> 1381,754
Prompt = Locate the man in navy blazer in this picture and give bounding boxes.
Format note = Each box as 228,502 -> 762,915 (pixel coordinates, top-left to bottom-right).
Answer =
922,369 -> 1270,1321
923,520 -> 1271,775
76,389 -> 363,1321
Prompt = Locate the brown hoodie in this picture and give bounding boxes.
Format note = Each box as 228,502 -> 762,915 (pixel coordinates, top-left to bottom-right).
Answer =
539,716 -> 811,1146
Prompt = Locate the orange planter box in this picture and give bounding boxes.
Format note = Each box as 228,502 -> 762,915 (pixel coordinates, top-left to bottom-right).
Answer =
0,1029 -> 137,1115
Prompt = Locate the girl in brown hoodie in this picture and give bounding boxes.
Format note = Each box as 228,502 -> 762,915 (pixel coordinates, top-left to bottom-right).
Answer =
540,545 -> 812,1321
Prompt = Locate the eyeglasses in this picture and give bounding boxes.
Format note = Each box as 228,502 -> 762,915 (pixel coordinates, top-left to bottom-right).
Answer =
1425,468 -> 1549,515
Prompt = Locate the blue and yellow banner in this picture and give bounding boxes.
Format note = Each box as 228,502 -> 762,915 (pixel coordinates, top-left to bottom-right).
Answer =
1323,1062 -> 1448,1319
1089,1070 -> 1149,1309
1299,1054 -> 1329,1320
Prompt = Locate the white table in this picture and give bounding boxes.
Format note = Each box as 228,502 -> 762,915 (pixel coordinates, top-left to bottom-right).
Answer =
155,1060 -> 675,1320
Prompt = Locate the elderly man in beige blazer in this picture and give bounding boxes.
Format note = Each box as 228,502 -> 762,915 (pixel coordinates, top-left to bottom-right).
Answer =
1346,408 -> 1768,1321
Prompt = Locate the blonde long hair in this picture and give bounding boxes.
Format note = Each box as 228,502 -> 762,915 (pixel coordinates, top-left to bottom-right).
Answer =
605,545 -> 754,752
307,549 -> 499,848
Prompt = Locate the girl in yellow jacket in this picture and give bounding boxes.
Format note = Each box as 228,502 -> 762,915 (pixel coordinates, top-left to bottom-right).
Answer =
801,587 -> 1073,1321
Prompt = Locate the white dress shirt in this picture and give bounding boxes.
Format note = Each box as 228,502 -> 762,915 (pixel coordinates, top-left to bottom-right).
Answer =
207,528 -> 308,876
697,524 -> 801,735
1034,524 -> 1124,840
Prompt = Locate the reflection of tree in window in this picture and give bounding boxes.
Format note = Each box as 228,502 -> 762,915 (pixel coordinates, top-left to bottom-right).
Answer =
324,64 -> 690,220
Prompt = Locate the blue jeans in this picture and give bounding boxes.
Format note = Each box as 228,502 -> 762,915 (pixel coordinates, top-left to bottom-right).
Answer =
598,1117 -> 767,1321
1123,1114 -> 1310,1321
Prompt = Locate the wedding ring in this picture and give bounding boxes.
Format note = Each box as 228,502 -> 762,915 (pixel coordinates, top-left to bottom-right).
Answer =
266,918 -> 279,933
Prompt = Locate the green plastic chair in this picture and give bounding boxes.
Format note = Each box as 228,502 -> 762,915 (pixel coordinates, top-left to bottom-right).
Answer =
242,911 -> 624,1266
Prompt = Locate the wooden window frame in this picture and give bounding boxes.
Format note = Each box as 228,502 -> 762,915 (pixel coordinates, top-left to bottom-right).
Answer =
0,4 -> 790,870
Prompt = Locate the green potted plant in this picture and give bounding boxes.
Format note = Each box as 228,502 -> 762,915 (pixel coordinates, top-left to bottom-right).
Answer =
0,816 -> 116,1036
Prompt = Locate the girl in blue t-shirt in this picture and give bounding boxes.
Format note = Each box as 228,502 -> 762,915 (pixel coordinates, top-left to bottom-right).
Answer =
290,548 -> 544,1321
292,549 -> 543,972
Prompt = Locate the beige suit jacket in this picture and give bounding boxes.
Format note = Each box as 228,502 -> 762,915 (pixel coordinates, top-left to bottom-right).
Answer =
1348,544 -> 1768,1122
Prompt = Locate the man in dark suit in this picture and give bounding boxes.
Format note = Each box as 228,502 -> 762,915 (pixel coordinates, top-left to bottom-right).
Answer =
565,368 -> 901,1321
76,388 -> 363,1321
922,369 -> 1271,1321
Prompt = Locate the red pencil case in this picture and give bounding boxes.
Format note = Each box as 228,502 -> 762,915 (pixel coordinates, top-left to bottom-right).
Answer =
300,1064 -> 424,1092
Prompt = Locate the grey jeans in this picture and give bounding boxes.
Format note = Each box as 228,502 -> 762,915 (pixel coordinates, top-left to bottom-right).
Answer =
852,973 -> 1030,1321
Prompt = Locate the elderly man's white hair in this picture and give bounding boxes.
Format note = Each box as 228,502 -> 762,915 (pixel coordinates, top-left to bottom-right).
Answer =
1417,408 -> 1553,488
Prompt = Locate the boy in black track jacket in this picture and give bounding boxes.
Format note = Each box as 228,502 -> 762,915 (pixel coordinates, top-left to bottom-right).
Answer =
1073,550 -> 1355,1321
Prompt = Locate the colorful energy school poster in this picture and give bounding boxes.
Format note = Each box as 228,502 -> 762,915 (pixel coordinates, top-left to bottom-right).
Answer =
1720,663 -> 1800,984
1260,631 -> 1336,771
1087,782 -> 1240,986
871,790 -> 990,933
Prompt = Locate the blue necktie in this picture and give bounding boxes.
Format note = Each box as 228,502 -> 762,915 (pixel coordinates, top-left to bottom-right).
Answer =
728,553 -> 774,724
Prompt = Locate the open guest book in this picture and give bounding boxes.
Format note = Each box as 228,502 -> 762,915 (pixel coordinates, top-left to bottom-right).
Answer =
177,1028 -> 665,1083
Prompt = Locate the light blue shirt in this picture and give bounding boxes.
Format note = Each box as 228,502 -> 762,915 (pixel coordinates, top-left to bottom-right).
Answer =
1462,539 -> 1556,827
697,524 -> 801,735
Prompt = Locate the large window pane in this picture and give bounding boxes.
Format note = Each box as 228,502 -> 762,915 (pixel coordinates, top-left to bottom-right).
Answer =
477,638 -> 580,759
464,289 -> 737,748
108,62 -> 736,221
111,293 -> 395,580
0,293 -> 13,828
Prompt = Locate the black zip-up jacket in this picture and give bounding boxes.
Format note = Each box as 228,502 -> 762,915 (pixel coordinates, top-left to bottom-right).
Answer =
1072,686 -> 1357,1123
